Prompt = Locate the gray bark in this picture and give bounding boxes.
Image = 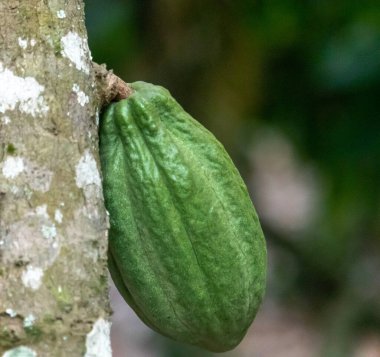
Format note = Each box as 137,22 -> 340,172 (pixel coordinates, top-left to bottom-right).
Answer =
0,1 -> 110,356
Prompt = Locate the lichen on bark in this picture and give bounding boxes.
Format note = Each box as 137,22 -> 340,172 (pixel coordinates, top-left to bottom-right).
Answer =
0,1 -> 110,355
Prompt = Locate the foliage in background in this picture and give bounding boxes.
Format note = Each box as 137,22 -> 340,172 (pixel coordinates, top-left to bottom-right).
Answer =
85,1 -> 380,356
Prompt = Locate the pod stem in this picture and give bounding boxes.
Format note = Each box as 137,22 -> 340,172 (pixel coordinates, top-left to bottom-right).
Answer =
93,62 -> 133,107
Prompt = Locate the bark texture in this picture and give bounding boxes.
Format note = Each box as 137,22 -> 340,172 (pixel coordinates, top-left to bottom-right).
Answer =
0,1 -> 110,355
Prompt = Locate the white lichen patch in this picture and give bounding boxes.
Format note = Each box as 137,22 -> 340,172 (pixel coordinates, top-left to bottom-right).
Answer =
84,318 -> 112,357
3,346 -> 37,357
4,214 -> 60,269
2,156 -> 24,178
35,204 -> 49,218
9,185 -> 20,195
0,63 -> 49,117
61,32 -> 90,74
1,115 -> 11,124
21,265 -> 44,290
18,38 -> 36,49
5,308 -> 17,317
54,209 -> 63,223
75,150 -> 101,188
41,223 -> 57,239
72,83 -> 89,106
57,10 -> 66,19
18,37 -> 28,49
23,314 -> 36,328
2,158 -> 53,192
95,110 -> 100,126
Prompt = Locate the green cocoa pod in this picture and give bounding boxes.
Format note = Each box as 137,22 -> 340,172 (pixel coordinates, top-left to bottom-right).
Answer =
99,81 -> 266,352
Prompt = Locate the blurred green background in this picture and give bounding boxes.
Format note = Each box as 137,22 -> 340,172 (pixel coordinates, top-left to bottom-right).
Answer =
85,1 -> 380,356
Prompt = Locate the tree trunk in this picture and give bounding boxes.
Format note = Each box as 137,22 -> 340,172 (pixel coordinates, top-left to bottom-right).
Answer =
0,1 -> 111,355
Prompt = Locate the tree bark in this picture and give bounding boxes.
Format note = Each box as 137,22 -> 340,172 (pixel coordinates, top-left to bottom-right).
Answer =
0,1 -> 112,355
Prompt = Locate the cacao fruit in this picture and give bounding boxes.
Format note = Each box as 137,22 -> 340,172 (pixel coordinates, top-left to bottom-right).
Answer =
99,81 -> 266,352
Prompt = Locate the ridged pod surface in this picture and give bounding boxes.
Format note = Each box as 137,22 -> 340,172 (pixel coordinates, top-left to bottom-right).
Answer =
99,81 -> 266,352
